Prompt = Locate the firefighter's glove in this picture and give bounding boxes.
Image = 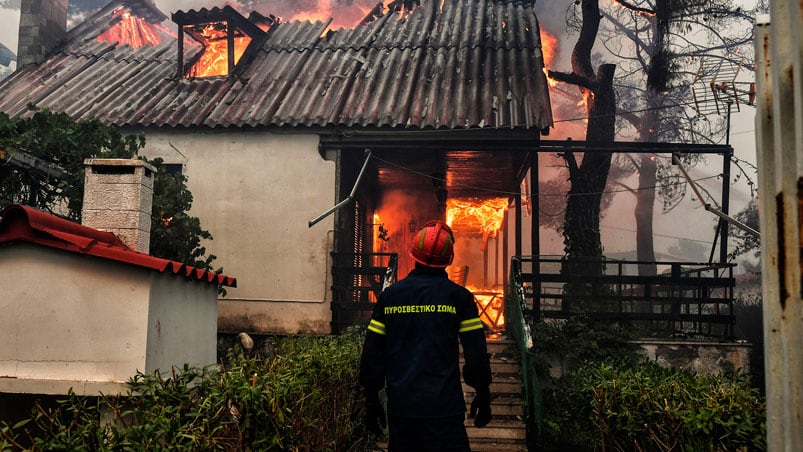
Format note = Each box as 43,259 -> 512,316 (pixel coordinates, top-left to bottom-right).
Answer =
469,387 -> 492,428
364,390 -> 386,437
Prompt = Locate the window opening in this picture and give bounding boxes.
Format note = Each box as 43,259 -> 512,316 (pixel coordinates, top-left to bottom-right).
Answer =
172,6 -> 267,79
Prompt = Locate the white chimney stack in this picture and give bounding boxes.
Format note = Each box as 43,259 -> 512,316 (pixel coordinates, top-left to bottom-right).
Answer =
82,159 -> 155,254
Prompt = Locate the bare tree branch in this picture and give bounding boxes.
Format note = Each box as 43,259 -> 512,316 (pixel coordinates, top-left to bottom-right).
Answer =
611,0 -> 655,17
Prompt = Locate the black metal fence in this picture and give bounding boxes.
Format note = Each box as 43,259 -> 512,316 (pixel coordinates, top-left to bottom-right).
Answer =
511,256 -> 737,340
330,252 -> 398,333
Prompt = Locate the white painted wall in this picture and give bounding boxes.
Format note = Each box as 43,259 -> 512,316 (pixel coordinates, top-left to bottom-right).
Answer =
0,244 -> 220,395
146,272 -> 218,373
0,245 -> 150,395
139,129 -> 337,334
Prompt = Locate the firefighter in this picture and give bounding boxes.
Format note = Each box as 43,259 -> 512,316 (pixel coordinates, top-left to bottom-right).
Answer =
359,220 -> 492,451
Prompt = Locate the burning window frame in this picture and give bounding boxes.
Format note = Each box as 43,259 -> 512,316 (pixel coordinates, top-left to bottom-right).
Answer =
172,6 -> 268,79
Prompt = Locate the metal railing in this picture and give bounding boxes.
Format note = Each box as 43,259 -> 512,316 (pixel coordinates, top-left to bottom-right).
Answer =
506,257 -> 542,444
330,252 -> 397,333
516,256 -> 737,340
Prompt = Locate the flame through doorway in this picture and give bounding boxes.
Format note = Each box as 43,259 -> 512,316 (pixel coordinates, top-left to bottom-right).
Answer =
372,192 -> 510,331
323,133 -> 543,334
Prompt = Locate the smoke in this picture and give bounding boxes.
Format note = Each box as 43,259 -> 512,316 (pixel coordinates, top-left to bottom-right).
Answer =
151,0 -> 378,28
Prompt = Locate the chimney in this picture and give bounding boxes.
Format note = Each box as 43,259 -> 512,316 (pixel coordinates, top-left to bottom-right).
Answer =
17,0 -> 68,67
82,159 -> 155,254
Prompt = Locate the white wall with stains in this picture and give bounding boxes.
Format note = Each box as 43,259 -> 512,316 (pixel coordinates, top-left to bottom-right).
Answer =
140,129 -> 337,334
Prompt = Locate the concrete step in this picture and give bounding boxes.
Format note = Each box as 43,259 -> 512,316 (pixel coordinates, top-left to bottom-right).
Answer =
469,335 -> 527,451
462,395 -> 525,418
464,379 -> 522,396
461,356 -> 521,375
371,416 -> 527,451
466,418 -> 526,439
485,339 -> 515,355
486,395 -> 525,417
469,440 -> 528,452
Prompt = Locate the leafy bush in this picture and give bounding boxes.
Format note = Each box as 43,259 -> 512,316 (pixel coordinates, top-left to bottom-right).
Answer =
530,317 -> 640,379
0,107 -> 218,273
539,361 -> 766,451
1,333 -> 371,451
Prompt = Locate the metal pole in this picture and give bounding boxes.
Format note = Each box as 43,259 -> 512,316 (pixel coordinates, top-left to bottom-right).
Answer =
755,10 -> 803,449
719,103 -> 732,264
515,191 -> 522,258
308,150 -> 372,227
530,151 -> 540,311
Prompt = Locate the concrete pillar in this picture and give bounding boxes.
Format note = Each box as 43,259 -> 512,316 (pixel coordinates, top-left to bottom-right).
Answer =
82,159 -> 155,254
16,0 -> 68,67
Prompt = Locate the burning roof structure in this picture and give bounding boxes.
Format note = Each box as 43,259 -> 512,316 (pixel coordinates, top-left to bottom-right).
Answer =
0,0 -> 553,130
0,0 -> 556,335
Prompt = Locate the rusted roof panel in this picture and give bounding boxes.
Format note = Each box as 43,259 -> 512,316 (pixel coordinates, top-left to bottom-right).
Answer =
0,0 -> 552,130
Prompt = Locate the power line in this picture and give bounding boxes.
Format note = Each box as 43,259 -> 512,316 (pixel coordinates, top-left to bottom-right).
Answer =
370,153 -> 722,198
600,223 -> 738,249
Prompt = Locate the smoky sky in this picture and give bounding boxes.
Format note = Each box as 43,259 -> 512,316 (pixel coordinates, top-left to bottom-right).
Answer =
58,0 -> 380,29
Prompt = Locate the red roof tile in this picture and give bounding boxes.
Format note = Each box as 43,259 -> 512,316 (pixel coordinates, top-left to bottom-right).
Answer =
0,205 -> 236,287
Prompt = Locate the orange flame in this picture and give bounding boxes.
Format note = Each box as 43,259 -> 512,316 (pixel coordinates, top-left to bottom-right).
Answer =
466,285 -> 505,329
97,8 -> 161,48
446,197 -> 508,238
578,89 -> 594,109
540,28 -> 557,68
540,28 -> 558,87
186,22 -> 252,78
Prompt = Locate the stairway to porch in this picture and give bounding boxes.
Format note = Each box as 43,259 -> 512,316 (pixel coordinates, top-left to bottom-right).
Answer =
463,334 -> 527,451
373,334 -> 528,451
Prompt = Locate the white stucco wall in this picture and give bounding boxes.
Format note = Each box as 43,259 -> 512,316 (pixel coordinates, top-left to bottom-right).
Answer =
145,272 -> 218,373
139,129 -> 336,334
0,245 -> 151,395
0,244 -> 221,395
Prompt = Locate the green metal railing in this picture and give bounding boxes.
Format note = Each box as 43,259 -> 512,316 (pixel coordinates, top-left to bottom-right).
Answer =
505,256 -> 542,442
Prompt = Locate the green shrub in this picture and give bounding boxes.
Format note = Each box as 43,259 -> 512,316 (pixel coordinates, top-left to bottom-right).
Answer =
1,333 -> 371,451
530,317 -> 640,380
540,361 -> 766,451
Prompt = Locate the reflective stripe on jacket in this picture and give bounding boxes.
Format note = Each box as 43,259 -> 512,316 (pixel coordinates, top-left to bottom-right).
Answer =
359,266 -> 492,418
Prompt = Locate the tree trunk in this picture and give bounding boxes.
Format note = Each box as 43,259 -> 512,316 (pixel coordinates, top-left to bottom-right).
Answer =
632,0 -> 671,276
548,0 -> 617,312
635,154 -> 657,275
563,64 -> 616,277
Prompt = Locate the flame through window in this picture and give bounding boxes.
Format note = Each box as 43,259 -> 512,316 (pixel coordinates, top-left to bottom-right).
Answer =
183,21 -> 252,78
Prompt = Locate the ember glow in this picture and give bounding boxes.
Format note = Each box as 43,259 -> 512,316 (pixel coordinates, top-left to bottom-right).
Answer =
578,89 -> 594,109
446,197 -> 509,238
467,285 -> 505,329
97,8 -> 162,48
185,22 -> 252,78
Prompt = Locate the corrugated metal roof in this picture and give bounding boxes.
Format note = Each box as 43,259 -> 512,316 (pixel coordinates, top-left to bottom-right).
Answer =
0,0 -> 552,130
0,205 -> 237,287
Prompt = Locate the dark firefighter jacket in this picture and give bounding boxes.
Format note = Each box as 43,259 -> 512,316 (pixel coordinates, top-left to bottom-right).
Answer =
359,266 -> 492,418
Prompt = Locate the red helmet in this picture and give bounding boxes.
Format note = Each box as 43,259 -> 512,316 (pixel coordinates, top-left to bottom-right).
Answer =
410,220 -> 455,268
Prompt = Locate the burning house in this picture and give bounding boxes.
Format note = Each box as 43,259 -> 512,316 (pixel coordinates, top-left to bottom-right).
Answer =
0,0 -> 553,334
